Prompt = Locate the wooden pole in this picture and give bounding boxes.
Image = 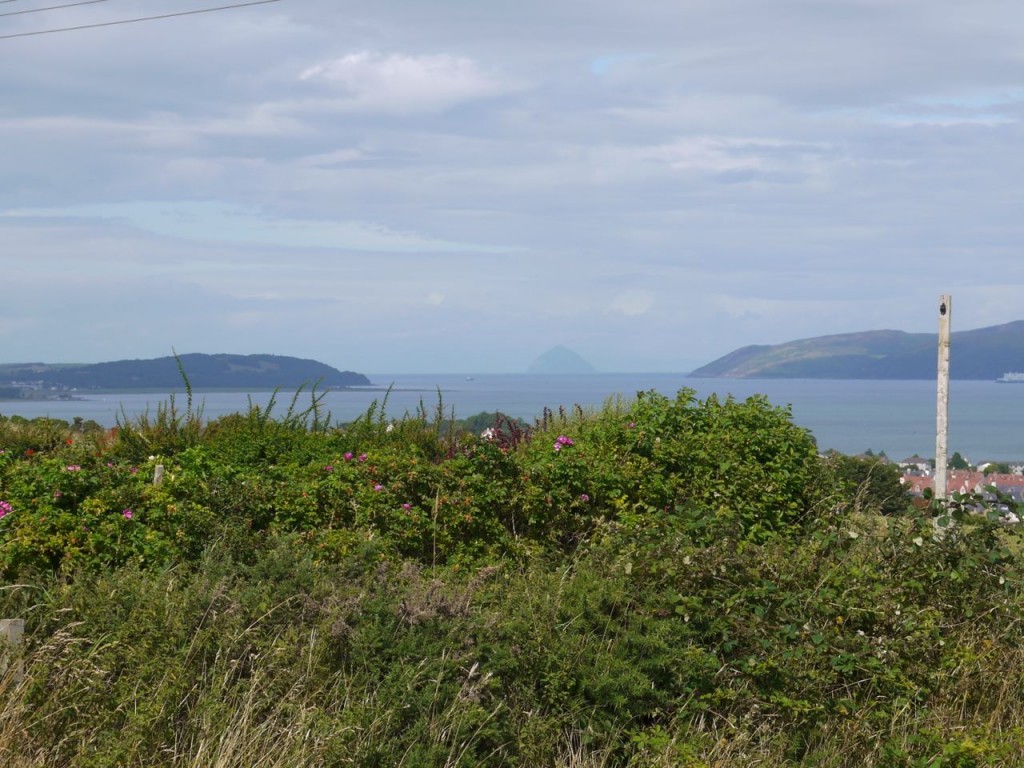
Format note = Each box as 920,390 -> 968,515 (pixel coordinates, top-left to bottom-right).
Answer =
0,618 -> 24,684
935,294 -> 952,502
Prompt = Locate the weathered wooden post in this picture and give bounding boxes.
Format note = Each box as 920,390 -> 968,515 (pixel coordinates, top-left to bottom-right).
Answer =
935,294 -> 952,502
0,618 -> 25,685
153,464 -> 165,487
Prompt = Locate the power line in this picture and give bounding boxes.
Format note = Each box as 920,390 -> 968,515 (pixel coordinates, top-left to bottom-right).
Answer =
0,0 -> 282,40
1,1 -> 112,19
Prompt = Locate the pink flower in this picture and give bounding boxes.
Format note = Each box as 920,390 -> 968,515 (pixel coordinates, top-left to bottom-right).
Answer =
402,503 -> 412,510
373,484 -> 384,492
324,465 -> 334,472
358,453 -> 368,463
122,508 -> 133,520
65,464 -> 81,472
343,452 -> 354,461
579,494 -> 590,502
628,422 -> 635,429
0,500 -> 11,519
129,466 -> 139,474
553,442 -> 562,452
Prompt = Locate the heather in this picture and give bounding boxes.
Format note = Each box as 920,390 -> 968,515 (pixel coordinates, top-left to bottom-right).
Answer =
1,388 -> 1023,766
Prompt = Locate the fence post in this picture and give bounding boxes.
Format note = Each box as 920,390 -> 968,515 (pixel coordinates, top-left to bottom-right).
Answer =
153,464 -> 165,487
0,618 -> 25,684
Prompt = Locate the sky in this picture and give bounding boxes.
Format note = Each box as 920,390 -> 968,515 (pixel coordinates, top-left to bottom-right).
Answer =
3,0 -> 1024,373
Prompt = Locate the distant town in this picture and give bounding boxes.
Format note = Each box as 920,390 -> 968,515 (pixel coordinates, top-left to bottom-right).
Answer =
883,452 -> 1024,505
0,379 -> 80,401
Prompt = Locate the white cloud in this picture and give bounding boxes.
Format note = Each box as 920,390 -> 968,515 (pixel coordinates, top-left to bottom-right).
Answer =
296,148 -> 367,167
3,202 -> 509,254
0,108 -> 308,154
653,137 -> 779,173
608,291 -> 655,316
641,136 -> 830,176
299,52 -> 508,113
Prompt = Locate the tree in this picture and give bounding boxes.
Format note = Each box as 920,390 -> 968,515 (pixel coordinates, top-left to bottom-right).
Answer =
949,452 -> 970,470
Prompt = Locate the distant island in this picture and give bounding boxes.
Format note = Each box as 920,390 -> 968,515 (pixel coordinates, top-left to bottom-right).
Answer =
527,346 -> 597,375
0,353 -> 370,399
689,320 -> 1024,380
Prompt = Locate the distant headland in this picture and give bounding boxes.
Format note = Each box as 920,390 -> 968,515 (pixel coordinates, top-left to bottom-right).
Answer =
689,320 -> 1024,380
0,353 -> 371,399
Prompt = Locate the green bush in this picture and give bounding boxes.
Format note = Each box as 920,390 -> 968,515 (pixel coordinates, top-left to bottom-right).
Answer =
515,389 -> 822,546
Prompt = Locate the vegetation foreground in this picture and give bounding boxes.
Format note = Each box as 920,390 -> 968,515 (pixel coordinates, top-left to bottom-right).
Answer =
0,387 -> 1022,767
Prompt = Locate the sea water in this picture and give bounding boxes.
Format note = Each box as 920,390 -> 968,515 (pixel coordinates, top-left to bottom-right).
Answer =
1,375 -> 1021,462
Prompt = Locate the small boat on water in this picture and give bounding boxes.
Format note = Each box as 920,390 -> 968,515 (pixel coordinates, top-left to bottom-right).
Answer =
996,372 -> 1024,383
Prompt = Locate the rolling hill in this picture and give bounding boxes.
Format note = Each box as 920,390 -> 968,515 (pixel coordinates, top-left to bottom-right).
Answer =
689,320 -> 1024,380
0,354 -> 371,391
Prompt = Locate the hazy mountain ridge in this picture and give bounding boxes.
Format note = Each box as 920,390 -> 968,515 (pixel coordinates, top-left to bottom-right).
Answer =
0,354 -> 371,390
690,321 -> 1024,380
527,346 -> 597,374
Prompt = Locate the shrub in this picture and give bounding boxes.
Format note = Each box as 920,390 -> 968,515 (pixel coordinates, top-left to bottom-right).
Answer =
516,389 -> 822,546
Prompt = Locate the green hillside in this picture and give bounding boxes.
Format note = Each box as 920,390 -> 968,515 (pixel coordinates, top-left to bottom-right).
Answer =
689,320 -> 1024,379
0,353 -> 370,391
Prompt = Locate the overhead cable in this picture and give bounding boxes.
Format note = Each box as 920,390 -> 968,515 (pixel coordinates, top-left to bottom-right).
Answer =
0,0 -> 281,39
2,1 -> 112,19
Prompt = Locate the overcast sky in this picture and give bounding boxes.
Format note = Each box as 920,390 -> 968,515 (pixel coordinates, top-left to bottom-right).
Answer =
3,0 -> 1023,373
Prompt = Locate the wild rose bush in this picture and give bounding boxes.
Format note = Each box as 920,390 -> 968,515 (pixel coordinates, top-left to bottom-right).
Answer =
0,389 -> 829,577
0,454 -> 180,573
514,389 -> 822,545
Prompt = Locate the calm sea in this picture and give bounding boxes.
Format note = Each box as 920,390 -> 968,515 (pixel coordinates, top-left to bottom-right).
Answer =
2,374 -> 1021,462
